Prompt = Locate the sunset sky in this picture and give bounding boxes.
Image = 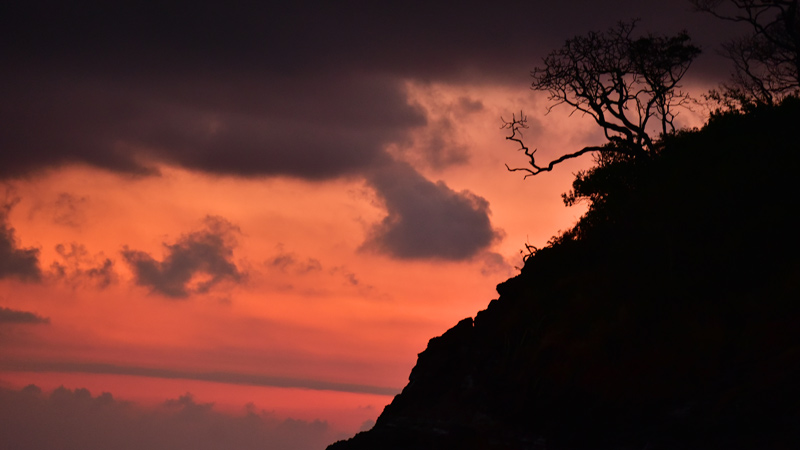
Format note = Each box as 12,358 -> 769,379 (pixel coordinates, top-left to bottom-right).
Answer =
1,1 -> 742,448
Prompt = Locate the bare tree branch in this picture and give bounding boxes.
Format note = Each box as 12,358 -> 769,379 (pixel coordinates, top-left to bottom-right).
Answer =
504,21 -> 699,178
692,0 -> 800,105
501,113 -> 606,178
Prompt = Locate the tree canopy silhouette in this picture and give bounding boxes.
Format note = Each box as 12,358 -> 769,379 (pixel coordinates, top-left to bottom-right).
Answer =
504,21 -> 700,177
692,0 -> 800,106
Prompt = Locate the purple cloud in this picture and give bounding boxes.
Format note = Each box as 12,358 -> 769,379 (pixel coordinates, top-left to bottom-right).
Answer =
0,307 -> 50,325
363,162 -> 502,260
0,197 -> 41,282
0,385 -> 333,450
122,216 -> 244,298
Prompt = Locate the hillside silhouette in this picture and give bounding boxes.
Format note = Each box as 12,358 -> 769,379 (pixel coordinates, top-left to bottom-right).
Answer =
328,98 -> 800,449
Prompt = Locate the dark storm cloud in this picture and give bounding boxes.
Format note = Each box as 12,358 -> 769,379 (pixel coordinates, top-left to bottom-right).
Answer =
0,385 -> 333,450
122,216 -> 244,298
0,1 -> 728,80
363,163 -> 502,260
0,71 -> 424,179
0,1 -> 734,180
0,198 -> 41,282
0,307 -> 50,325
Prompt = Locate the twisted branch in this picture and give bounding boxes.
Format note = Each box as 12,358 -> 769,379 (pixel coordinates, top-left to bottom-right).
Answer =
501,113 -> 605,178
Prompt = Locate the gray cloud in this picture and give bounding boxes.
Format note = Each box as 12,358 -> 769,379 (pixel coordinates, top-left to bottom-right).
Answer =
268,245 -> 323,275
0,197 -> 41,282
363,163 -> 502,260
122,216 -> 244,298
479,252 -> 515,277
391,95 -> 486,171
0,385 -> 333,450
50,243 -> 117,289
410,119 -> 470,170
1,1 -> 728,81
359,419 -> 376,432
0,307 -> 50,325
329,266 -> 363,287
51,193 -> 88,228
456,96 -> 485,114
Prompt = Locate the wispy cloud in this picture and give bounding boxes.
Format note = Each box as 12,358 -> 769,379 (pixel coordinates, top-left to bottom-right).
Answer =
267,245 -> 323,275
49,243 -> 117,289
0,307 -> 50,325
0,360 -> 400,396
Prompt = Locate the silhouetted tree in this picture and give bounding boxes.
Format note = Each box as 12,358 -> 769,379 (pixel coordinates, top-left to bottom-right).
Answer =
692,0 -> 800,105
504,21 -> 700,177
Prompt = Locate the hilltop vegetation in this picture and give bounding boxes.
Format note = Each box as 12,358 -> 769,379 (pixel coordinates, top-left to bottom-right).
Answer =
329,98 -> 800,449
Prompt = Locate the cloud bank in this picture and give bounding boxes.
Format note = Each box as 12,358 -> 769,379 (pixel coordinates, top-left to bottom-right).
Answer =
0,1 -> 725,183
0,385 -> 333,450
0,71 -> 425,181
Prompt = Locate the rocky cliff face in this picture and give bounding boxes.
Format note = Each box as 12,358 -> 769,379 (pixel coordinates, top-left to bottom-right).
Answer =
328,101 -> 800,450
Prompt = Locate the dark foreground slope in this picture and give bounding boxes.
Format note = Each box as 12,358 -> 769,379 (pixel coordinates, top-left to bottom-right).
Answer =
329,100 -> 800,450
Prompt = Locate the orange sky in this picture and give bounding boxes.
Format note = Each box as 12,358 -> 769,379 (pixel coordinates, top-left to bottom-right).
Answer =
0,82 -> 605,435
0,3 -> 728,445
